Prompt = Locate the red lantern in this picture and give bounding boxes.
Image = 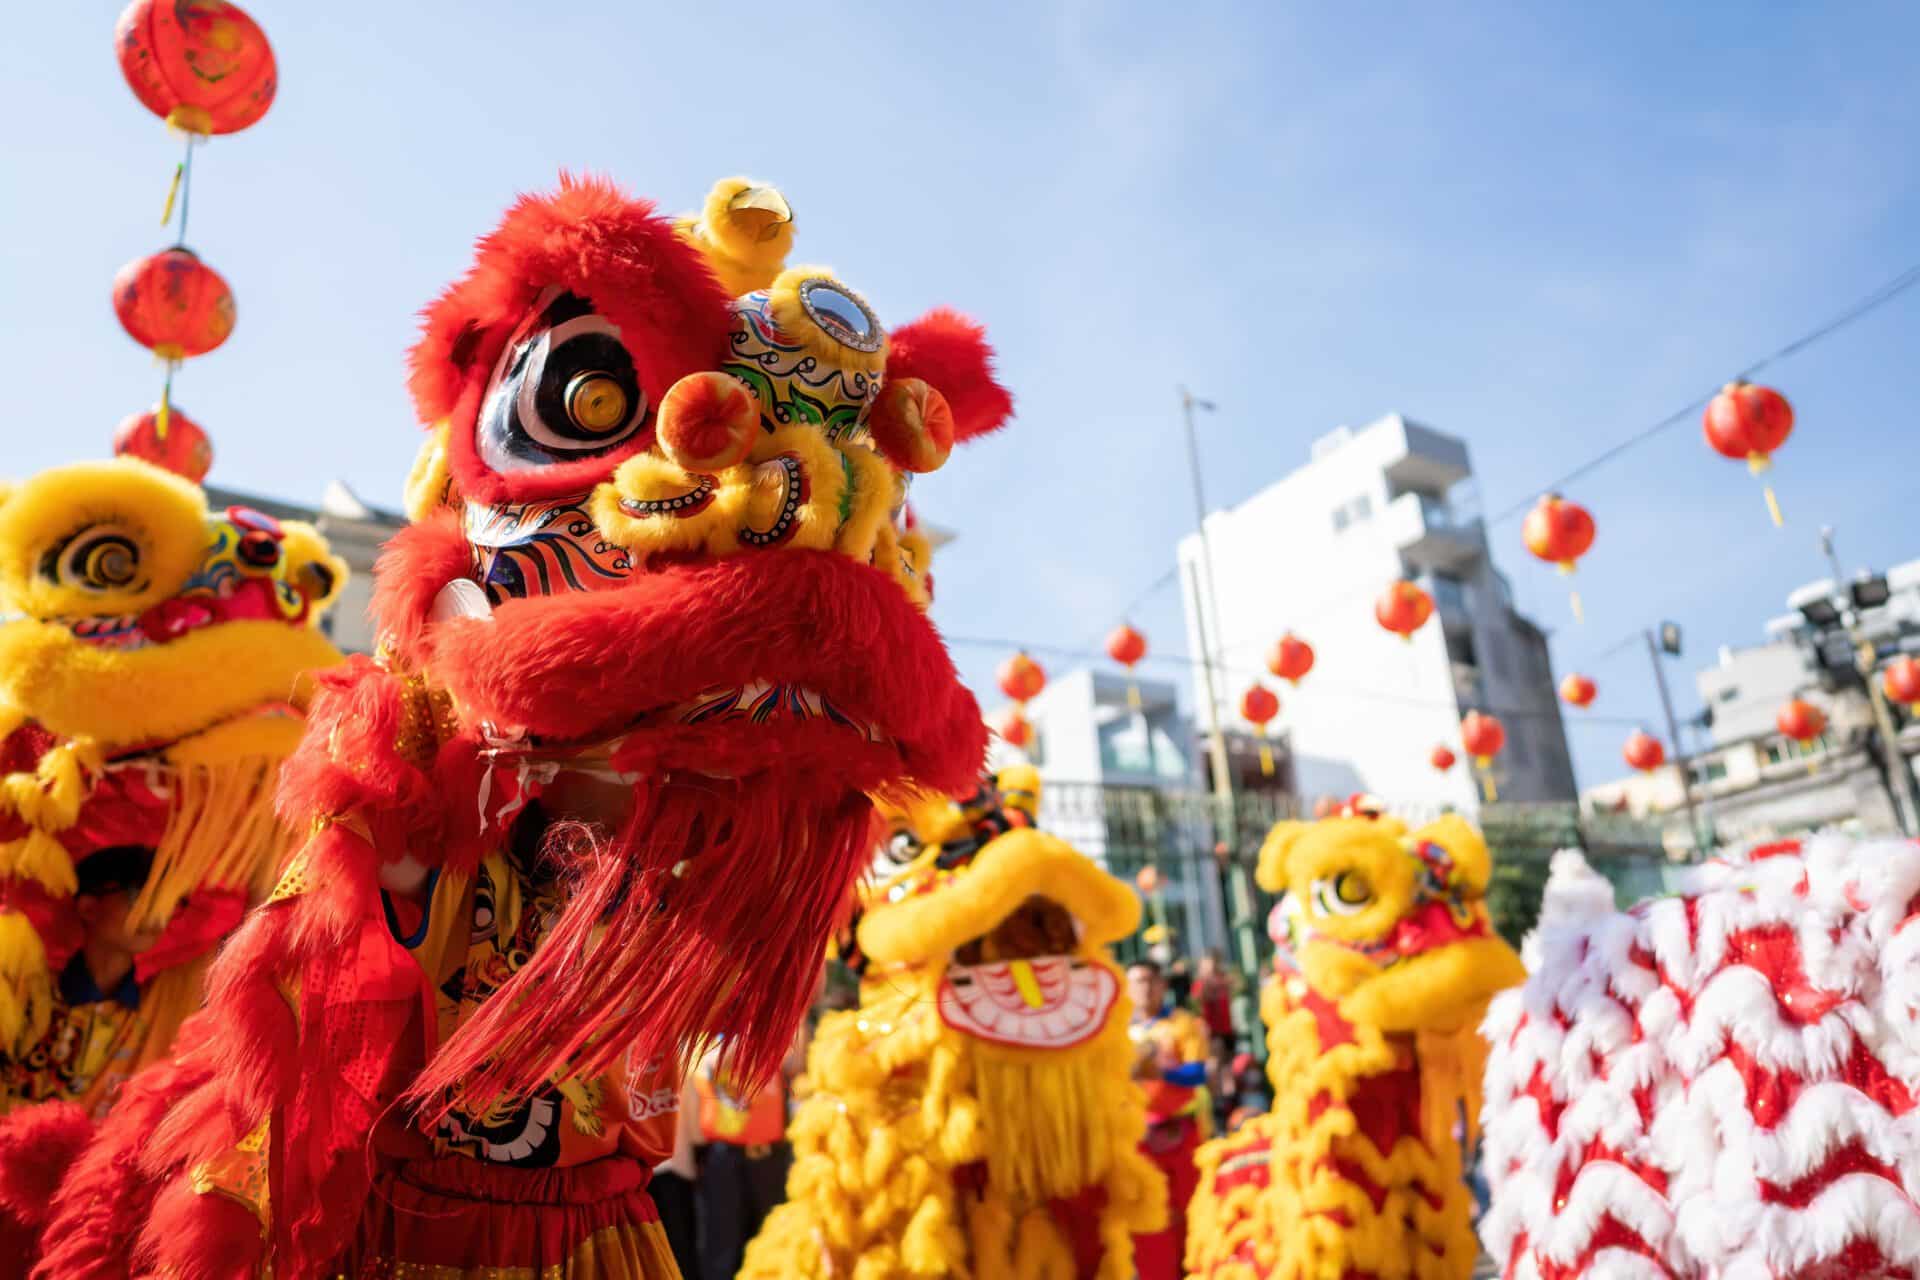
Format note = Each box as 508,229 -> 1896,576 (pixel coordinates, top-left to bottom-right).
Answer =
997,652 -> 1047,706
1704,381 -> 1794,526
1461,712 -> 1505,764
1106,623 -> 1147,669
113,248 -> 235,361
1106,623 -> 1147,708
113,405 -> 212,483
1266,632 -> 1315,685
1312,795 -> 1338,820
1884,656 -> 1920,715
1241,684 -> 1280,778
1462,712 -> 1506,802
1623,731 -> 1666,773
1135,866 -> 1161,896
1559,673 -> 1597,709
995,707 -> 1032,749
1522,494 -> 1596,572
1375,580 -> 1434,640
1524,494 -> 1596,621
1776,698 -> 1827,745
116,0 -> 277,137
1430,745 -> 1457,772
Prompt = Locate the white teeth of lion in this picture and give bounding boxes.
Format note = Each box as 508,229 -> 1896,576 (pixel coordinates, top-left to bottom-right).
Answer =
430,578 -> 493,623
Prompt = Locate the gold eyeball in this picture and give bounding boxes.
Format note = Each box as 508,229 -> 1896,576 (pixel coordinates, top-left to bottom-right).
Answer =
84,538 -> 138,588
565,372 -> 629,435
57,530 -> 141,592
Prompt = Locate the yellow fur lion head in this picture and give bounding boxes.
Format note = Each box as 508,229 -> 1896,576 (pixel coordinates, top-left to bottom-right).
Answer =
0,458 -> 347,752
1257,802 -> 1523,1033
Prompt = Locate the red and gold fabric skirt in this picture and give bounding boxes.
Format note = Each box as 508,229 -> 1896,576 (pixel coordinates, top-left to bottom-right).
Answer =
351,1155 -> 677,1279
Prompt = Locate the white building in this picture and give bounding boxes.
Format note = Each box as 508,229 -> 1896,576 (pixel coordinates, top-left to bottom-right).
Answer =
1002,668 -> 1232,956
1176,414 -> 1576,811
1582,558 -> 1920,847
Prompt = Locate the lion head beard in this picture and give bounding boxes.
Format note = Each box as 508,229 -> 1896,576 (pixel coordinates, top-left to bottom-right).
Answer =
967,1022 -> 1133,1207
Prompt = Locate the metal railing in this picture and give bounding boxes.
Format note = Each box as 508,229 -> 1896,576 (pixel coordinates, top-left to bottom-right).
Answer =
1033,781 -> 1669,985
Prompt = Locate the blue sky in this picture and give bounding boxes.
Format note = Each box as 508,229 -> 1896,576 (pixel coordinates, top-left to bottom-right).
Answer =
3,3 -> 1916,792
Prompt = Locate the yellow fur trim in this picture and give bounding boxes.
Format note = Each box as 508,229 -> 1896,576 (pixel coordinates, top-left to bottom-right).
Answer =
0,830 -> 78,895
832,444 -> 898,564
593,425 -> 851,565
767,266 -> 888,376
0,620 -> 341,752
404,423 -> 458,521
0,910 -> 52,1055
0,459 -> 206,621
0,736 -> 100,831
676,177 -> 796,298
165,709 -> 307,768
859,829 -> 1141,965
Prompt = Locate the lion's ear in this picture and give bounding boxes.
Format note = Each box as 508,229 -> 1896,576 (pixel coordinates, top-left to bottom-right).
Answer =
1256,821 -> 1310,894
1412,813 -> 1492,891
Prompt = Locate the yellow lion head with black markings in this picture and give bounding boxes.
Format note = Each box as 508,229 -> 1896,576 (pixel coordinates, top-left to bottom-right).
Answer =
741,766 -> 1167,1279
0,457 -> 347,1050
1258,800 -> 1524,1033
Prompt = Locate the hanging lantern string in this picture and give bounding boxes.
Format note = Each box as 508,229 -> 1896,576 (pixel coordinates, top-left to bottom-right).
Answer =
1083,261 -> 1920,648
1489,261 -> 1920,526
170,132 -> 197,247
949,634 -> 1657,727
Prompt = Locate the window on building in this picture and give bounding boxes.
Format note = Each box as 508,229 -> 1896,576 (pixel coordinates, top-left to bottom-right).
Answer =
1506,718 -> 1530,766
1763,734 -> 1828,766
1331,494 -> 1373,534
1716,686 -> 1740,704
1689,758 -> 1728,786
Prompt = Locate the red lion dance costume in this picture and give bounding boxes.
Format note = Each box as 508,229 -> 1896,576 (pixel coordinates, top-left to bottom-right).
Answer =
39,174 -> 1011,1280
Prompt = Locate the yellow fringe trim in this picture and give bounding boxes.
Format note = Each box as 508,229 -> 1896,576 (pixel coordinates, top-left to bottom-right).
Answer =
0,828 -> 79,895
1186,979 -> 1489,1280
126,754 -> 295,934
0,910 -> 52,1055
742,952 -> 1161,1279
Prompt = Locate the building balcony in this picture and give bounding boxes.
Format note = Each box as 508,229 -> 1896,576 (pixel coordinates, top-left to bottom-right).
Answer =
1377,415 -> 1472,495
1386,491 -> 1483,575
1416,572 -> 1474,633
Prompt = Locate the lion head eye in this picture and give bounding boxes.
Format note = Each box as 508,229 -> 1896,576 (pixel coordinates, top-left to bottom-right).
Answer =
49,526 -> 142,593
475,289 -> 649,473
884,828 -> 923,866
1311,870 -> 1373,917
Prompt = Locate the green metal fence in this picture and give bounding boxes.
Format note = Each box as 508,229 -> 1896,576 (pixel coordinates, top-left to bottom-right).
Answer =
1031,783 -> 1671,1056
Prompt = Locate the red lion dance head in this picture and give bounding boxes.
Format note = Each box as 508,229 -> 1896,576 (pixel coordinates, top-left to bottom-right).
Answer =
70,176 -> 1010,1280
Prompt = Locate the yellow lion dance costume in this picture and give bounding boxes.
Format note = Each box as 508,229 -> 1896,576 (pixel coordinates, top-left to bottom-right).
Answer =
743,765 -> 1167,1279
0,456 -> 346,1106
1186,799 -> 1524,1280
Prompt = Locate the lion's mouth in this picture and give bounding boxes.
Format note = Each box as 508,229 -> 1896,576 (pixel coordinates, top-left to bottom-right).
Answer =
58,578 -> 297,651
936,896 -> 1117,1050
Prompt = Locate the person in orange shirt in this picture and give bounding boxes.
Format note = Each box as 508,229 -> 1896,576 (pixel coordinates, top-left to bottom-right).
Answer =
694,1016 -> 809,1279
1127,958 -> 1212,1280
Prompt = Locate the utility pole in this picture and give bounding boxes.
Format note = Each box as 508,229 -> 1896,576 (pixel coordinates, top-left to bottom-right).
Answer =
1820,528 -> 1917,836
1178,388 -> 1262,1043
1179,388 -> 1234,828
1644,627 -> 1708,857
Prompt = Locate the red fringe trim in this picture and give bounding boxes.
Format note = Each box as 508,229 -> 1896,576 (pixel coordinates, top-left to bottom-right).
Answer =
409,770 -> 875,1118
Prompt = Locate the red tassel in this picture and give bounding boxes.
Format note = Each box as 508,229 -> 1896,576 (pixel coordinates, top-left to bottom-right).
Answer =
408,771 -> 875,1121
